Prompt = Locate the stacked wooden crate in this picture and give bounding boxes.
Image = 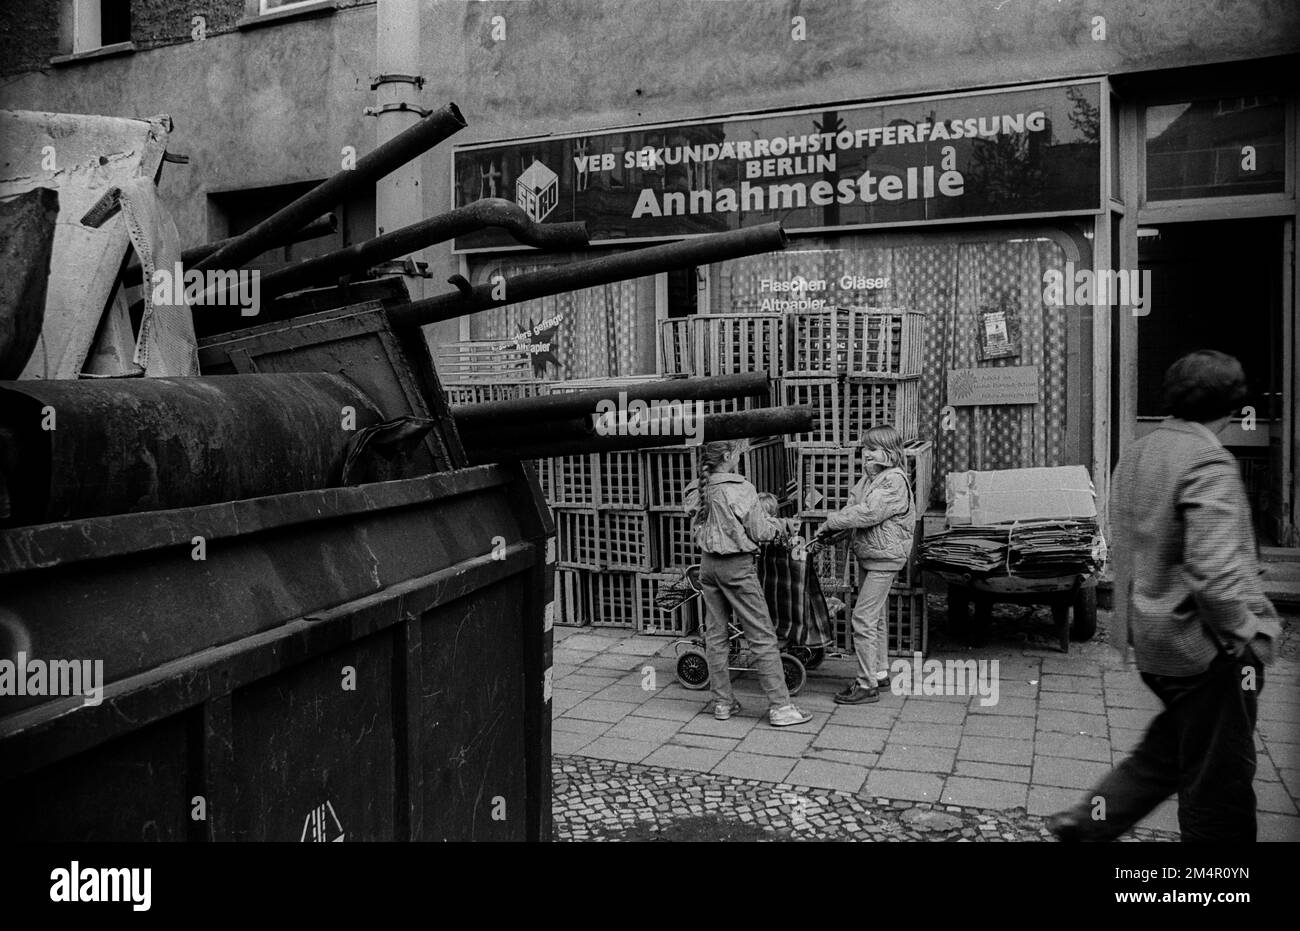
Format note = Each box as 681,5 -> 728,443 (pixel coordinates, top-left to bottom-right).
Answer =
783,307 -> 930,657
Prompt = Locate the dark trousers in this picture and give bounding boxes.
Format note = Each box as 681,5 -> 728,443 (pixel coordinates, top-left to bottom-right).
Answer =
1073,649 -> 1263,842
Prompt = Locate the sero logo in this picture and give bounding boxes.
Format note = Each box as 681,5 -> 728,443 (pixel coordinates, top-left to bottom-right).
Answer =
50,862 -> 151,912
0,652 -> 104,706
593,392 -> 706,444
151,263 -> 261,317
516,158 -> 558,222
1042,262 -> 1150,316
889,654 -> 1000,707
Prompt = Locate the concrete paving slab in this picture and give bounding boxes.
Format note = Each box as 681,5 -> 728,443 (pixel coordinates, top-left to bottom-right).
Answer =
736,728 -> 817,758
712,751 -> 796,784
1032,755 -> 1113,790
1034,732 -> 1113,762
898,700 -> 969,724
603,716 -> 686,744
787,758 -> 869,794
942,777 -> 1027,811
963,715 -> 1036,741
862,770 -> 943,803
877,744 -> 956,773
958,736 -> 1034,766
1038,709 -> 1109,735
1027,784 -> 1083,817
969,697 -> 1038,717
954,760 -> 1032,783
643,743 -> 730,772
812,724 -> 890,753
1037,692 -> 1107,715
803,747 -> 881,769
888,722 -> 963,748
574,736 -> 658,764
564,698 -> 641,723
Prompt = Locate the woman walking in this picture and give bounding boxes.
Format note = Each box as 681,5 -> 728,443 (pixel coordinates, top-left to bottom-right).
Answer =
684,440 -> 814,727
817,425 -> 916,705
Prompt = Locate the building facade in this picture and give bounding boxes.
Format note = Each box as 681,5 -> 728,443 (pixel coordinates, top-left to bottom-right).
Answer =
2,0 -> 1298,536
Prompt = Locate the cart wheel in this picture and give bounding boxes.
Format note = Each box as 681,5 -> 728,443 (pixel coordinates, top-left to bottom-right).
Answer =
1071,586 -> 1098,642
780,653 -> 807,695
676,650 -> 710,690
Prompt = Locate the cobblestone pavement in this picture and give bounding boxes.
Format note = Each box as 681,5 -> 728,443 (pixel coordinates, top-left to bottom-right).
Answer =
549,599 -> 1300,842
552,755 -> 1177,841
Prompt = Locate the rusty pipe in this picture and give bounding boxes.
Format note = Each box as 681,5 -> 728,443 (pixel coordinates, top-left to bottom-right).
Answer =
195,103 -> 466,274
0,374 -> 386,526
463,405 -> 812,461
386,223 -> 788,329
257,199 -> 588,303
122,214 -> 338,288
451,372 -> 770,427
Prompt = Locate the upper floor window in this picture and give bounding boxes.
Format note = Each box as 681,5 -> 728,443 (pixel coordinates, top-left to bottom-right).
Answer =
70,0 -> 130,53
260,0 -> 322,12
1145,95 -> 1286,201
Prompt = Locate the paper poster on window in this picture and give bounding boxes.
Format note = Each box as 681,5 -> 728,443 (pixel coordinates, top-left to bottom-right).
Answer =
978,305 -> 1020,360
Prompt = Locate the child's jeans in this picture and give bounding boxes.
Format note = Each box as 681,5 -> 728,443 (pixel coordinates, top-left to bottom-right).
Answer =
851,567 -> 899,688
699,552 -> 792,710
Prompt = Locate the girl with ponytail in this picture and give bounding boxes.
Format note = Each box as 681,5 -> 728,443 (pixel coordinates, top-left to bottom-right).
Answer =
683,440 -> 813,728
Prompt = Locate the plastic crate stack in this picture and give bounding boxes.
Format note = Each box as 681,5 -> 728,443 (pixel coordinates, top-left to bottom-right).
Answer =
783,307 -> 931,657
545,436 -> 787,634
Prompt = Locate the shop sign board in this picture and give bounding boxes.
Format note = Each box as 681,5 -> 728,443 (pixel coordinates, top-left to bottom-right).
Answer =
453,80 -> 1102,251
947,365 -> 1040,407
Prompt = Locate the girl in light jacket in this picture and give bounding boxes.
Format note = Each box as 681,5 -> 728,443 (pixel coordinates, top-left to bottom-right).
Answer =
816,425 -> 916,705
684,440 -> 813,728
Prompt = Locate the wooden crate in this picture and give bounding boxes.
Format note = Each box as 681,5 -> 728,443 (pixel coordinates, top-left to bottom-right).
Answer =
653,512 -> 696,571
555,508 -> 602,570
693,313 -> 783,377
842,377 -> 920,442
444,382 -> 519,406
554,567 -> 593,627
635,572 -> 700,636
828,586 -> 928,657
597,450 -> 646,510
797,448 -> 858,517
739,436 -> 787,496
601,511 -> 654,571
785,308 -> 850,376
902,438 -> 934,512
552,453 -> 599,507
659,318 -> 694,376
437,340 -> 535,383
528,459 -> 552,502
783,377 -> 841,447
592,571 -> 638,628
644,446 -> 698,511
701,394 -> 756,417
847,308 -> 926,379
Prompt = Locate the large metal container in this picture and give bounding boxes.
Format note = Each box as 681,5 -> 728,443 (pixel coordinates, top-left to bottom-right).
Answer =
0,461 -> 554,841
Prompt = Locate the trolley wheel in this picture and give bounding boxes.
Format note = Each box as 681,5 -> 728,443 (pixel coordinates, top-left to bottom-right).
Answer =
780,653 -> 807,695
676,650 -> 710,690
1071,586 -> 1098,642
803,647 -> 825,670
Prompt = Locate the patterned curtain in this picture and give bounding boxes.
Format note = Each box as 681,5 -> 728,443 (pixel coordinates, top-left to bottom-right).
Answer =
711,232 -> 1071,505
468,256 -> 649,379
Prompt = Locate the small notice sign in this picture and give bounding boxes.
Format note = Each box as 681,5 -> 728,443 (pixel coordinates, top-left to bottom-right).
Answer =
947,365 -> 1039,407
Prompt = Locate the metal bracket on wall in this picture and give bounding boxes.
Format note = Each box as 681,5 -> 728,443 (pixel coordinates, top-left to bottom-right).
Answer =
370,259 -> 431,279
370,73 -> 425,90
364,102 -> 433,118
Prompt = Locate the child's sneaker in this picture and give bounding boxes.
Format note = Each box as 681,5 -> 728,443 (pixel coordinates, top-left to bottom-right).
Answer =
710,699 -> 742,721
768,704 -> 813,727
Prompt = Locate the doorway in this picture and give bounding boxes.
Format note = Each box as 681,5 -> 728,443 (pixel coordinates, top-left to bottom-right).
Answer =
1135,217 -> 1287,542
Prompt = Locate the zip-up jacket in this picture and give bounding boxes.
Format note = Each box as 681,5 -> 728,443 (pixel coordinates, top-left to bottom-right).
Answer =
683,473 -> 786,555
822,465 -> 916,569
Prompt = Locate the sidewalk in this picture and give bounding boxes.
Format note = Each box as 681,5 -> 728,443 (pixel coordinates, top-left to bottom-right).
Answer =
550,609 -> 1300,841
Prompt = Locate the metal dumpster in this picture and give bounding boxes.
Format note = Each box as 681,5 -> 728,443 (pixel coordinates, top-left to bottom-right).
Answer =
0,462 -> 554,842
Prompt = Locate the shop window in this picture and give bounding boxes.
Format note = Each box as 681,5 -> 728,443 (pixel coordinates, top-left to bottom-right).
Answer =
466,252 -> 657,380
1144,96 -> 1285,201
705,229 -> 1081,500
67,0 -> 131,53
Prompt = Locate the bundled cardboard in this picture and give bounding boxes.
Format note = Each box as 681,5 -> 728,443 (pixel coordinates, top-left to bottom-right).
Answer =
946,465 -> 1096,526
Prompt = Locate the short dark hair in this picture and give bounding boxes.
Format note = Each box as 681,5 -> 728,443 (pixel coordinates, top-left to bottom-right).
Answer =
1161,350 -> 1248,423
